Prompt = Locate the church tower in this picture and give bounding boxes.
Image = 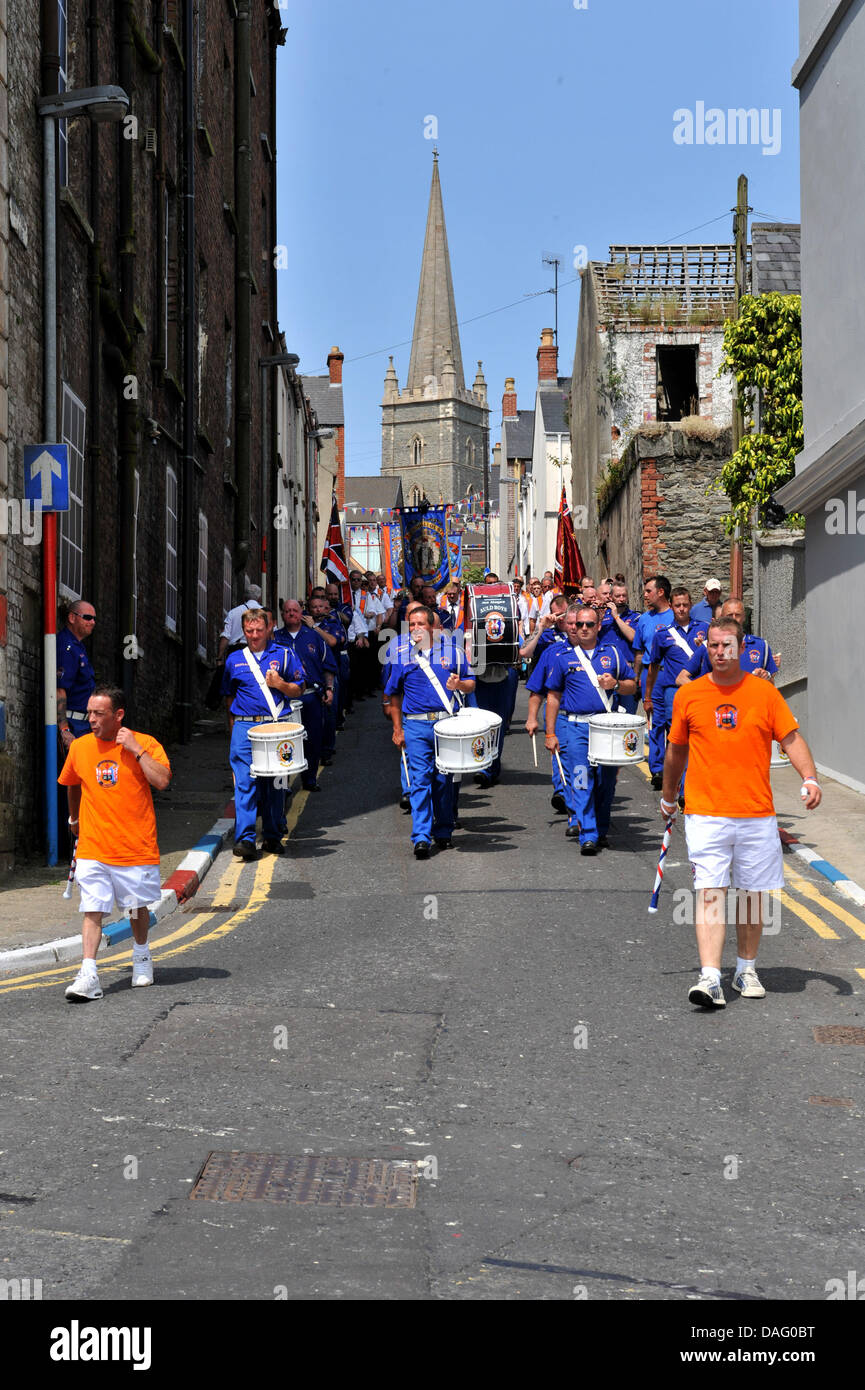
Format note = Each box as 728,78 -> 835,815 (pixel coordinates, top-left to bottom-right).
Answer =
381,153 -> 489,507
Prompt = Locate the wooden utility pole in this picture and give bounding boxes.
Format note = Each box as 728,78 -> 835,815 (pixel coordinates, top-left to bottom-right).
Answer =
730,173 -> 750,600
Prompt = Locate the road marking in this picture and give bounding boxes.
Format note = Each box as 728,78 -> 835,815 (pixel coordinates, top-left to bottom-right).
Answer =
0,845 -> 284,995
777,889 -> 840,941
783,863 -> 865,941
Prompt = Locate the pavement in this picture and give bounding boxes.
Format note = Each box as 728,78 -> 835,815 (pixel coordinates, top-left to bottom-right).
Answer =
1,707 -> 864,973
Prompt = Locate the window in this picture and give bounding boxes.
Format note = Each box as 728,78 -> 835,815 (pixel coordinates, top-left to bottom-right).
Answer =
165,466 -> 178,631
197,512 -> 208,658
59,384 -> 86,598
347,526 -> 381,573
466,440 -> 475,468
223,547 -> 233,620
656,346 -> 699,422
409,485 -> 424,507
57,0 -> 68,187
411,436 -> 423,468
164,181 -> 180,377
132,468 -> 140,640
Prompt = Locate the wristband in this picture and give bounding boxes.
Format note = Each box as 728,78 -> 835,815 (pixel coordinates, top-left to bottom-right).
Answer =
802,777 -> 819,786
68,817 -> 79,826
660,797 -> 677,815
60,724 -> 70,732
135,750 -> 144,762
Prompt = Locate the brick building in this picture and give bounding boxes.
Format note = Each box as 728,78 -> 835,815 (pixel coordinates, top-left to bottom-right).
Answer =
0,0 -> 286,863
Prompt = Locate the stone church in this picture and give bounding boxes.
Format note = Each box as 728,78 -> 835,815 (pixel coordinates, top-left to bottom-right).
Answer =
380,154 -> 489,507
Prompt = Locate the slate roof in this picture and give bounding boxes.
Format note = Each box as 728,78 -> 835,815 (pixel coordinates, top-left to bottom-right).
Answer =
501,410 -> 535,460
537,380 -> 571,434
301,374 -> 344,427
343,475 -> 404,523
750,223 -> 801,296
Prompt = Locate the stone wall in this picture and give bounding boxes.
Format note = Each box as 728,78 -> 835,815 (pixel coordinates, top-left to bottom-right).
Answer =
597,422 -> 752,606
753,529 -> 806,730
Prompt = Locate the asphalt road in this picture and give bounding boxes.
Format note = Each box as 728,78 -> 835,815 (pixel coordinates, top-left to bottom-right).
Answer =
2,689 -> 864,1327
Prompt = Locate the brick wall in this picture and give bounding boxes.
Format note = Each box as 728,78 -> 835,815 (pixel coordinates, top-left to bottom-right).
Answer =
2,1 -> 284,860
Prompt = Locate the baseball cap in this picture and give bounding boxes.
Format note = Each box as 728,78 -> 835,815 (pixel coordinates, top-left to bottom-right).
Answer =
703,577 -> 722,592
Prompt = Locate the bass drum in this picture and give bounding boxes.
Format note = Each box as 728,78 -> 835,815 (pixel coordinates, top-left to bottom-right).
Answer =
467,583 -> 520,669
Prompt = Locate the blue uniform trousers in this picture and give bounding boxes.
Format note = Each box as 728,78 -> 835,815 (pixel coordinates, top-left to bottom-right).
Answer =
322,681 -> 337,757
473,675 -> 515,781
548,705 -> 567,794
230,721 -> 285,843
403,720 -> 455,845
300,691 -> 324,789
558,717 -> 617,845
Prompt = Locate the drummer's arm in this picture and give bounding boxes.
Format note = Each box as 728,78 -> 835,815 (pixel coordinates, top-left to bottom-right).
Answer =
645,661 -> 660,704
387,690 -> 405,747
616,676 -> 637,696
267,671 -> 304,698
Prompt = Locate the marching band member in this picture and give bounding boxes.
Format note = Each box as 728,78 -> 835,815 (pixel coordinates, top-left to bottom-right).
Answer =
385,606 -> 475,858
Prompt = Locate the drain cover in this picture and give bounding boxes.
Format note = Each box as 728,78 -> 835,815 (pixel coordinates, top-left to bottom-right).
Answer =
812,1026 -> 865,1045
190,1152 -> 418,1207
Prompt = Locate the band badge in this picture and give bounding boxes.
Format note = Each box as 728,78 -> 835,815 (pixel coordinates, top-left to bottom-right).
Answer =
277,740 -> 294,765
600,655 -> 612,669
269,661 -> 280,671
622,730 -> 639,756
748,648 -> 759,663
485,615 -> 505,642
96,759 -> 119,786
471,736 -> 487,762
715,703 -> 738,730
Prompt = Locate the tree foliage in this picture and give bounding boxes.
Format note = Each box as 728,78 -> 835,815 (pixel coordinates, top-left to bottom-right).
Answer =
716,293 -> 803,535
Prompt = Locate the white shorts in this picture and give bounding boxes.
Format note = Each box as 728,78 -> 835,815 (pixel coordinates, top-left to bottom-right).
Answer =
75,860 -> 161,915
684,815 -> 784,892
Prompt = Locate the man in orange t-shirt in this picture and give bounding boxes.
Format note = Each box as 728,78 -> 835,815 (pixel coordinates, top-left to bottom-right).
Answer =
58,685 -> 172,1001
662,617 -> 821,1010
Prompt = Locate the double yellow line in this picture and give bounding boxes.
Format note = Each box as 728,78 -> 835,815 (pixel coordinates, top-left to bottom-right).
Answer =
0,788 -> 308,996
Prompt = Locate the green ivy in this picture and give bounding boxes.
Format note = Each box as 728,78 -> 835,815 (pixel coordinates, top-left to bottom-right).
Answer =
715,293 -> 804,534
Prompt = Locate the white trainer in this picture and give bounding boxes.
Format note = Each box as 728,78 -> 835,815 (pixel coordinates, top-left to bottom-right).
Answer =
65,969 -> 103,1001
131,955 -> 154,987
688,972 -> 726,1009
733,966 -> 766,998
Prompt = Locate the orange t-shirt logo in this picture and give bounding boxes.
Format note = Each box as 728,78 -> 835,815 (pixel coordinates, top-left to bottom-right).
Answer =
95,759 -> 119,786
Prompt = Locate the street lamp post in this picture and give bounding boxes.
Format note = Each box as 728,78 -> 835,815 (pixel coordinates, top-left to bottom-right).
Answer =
37,85 -> 129,864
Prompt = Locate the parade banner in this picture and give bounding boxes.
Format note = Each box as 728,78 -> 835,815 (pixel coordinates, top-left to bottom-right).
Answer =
320,493 -> 351,604
400,507 -> 450,589
381,522 -> 405,592
446,528 -> 462,584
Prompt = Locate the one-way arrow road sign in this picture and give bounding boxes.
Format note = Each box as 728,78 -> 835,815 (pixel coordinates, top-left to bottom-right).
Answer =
24,444 -> 69,513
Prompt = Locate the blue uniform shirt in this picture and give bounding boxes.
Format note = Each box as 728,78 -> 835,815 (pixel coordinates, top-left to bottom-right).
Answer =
317,612 -> 347,654
384,635 -> 472,715
684,633 -> 778,680
648,620 -> 709,690
690,599 -> 717,624
526,631 -> 569,694
273,624 -> 338,687
544,642 -> 635,714
222,642 -> 305,716
599,607 -> 639,664
57,630 -> 95,709
633,608 -> 674,660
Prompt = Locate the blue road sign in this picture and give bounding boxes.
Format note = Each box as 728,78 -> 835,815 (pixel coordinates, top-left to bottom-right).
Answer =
24,443 -> 69,513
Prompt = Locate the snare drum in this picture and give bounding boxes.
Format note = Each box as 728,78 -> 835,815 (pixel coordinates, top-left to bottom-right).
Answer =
587,712 -> 647,766
434,708 -> 495,774
248,721 -> 307,778
770,741 -> 790,769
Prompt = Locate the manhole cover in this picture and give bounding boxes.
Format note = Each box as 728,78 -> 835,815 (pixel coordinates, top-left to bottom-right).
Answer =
812,1026 -> 865,1045
189,1152 -> 418,1207
808,1096 -> 854,1106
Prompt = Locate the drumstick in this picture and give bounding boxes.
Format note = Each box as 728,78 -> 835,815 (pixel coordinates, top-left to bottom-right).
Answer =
401,748 -> 411,789
531,733 -> 538,768
553,749 -> 566,784
63,837 -> 78,900
648,816 -> 676,913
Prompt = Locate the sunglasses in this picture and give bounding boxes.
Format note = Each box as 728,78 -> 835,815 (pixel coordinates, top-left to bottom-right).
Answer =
576,620 -> 597,628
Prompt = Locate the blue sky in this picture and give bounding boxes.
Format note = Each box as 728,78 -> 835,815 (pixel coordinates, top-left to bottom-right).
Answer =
275,0 -> 801,483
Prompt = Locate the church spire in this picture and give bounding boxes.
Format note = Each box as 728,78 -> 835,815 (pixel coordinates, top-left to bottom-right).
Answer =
405,153 -> 465,397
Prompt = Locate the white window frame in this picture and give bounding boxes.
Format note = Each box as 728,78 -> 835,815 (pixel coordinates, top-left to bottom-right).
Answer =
165,466 -> 178,632
131,468 -> 140,640
197,512 -> 208,658
59,383 -> 86,599
222,547 -> 233,621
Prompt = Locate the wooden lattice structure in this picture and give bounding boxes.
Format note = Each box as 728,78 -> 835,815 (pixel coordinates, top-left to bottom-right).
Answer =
593,244 -> 750,326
